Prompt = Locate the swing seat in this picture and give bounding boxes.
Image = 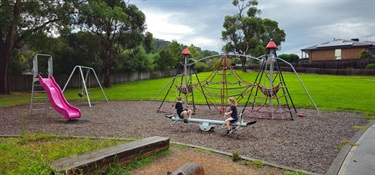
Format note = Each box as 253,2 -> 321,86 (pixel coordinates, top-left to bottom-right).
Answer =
178,85 -> 193,94
259,83 -> 282,97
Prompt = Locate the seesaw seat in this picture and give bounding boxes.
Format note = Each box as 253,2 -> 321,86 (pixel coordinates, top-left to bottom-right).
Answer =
165,114 -> 256,132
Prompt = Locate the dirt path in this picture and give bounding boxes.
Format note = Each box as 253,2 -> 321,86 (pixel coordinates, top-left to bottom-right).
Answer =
132,146 -> 286,175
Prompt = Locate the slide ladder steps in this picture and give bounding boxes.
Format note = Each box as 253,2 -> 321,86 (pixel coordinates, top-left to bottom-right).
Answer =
30,78 -> 48,115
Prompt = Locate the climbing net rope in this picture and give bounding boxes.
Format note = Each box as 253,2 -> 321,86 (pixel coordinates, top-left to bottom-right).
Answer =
194,55 -> 253,113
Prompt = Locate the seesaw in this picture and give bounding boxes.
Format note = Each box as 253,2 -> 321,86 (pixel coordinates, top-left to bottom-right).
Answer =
165,114 -> 256,133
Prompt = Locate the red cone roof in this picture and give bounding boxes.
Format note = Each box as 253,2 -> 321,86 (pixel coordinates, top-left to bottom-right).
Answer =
182,48 -> 190,55
266,41 -> 277,49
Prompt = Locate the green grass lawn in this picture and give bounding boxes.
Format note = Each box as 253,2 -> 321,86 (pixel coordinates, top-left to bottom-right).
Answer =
1,71 -> 375,114
0,134 -> 130,174
0,134 -> 172,175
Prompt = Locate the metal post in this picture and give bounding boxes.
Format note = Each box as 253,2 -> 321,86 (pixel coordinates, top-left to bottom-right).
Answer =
268,50 -> 274,118
183,54 -> 188,108
78,66 -> 91,107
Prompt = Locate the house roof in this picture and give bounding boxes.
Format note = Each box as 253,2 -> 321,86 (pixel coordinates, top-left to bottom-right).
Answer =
301,39 -> 375,51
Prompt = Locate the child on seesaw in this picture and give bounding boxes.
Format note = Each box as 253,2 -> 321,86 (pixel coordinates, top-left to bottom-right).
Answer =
224,97 -> 238,134
175,96 -> 192,123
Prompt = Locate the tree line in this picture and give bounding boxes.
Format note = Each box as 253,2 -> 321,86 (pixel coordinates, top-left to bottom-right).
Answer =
1,0 -> 286,94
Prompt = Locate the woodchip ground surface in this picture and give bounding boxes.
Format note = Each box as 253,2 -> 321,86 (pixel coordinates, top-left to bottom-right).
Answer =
0,101 -> 368,174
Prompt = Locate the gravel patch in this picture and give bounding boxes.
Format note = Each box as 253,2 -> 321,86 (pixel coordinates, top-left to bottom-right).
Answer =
0,100 -> 368,174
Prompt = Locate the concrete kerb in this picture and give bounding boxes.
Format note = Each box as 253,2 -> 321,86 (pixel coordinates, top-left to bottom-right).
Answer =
325,120 -> 375,175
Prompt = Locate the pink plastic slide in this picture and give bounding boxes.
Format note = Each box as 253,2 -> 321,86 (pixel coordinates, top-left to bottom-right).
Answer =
38,75 -> 81,119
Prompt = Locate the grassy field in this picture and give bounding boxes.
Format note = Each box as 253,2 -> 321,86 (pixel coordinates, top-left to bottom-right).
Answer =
1,71 -> 374,114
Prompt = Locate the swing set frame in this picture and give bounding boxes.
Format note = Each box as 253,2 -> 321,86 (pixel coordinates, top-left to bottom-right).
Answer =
62,65 -> 108,107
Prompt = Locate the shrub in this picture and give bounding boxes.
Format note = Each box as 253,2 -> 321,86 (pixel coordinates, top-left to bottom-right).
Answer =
365,63 -> 375,69
194,62 -> 207,73
359,49 -> 373,58
231,152 -> 241,162
244,160 -> 265,168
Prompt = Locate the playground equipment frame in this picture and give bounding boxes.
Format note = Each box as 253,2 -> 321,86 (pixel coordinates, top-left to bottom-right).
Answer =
30,54 -> 53,115
62,65 -> 108,107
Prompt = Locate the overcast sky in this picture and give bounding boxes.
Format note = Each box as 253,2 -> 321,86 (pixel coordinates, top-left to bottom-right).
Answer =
131,0 -> 375,56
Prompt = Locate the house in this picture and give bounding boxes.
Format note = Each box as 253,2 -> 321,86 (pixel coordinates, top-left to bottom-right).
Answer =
301,38 -> 375,63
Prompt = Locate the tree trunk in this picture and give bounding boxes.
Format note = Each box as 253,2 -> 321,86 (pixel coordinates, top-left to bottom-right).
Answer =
0,0 -> 21,94
103,65 -> 111,88
241,58 -> 247,72
0,51 -> 10,94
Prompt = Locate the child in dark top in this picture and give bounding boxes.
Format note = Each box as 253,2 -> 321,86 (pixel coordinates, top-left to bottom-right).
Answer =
224,97 -> 238,134
175,96 -> 191,123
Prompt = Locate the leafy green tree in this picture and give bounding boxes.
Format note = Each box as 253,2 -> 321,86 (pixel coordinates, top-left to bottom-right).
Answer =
278,53 -> 299,63
155,49 -> 175,70
221,0 -> 285,72
9,50 -> 36,75
201,50 -> 219,58
278,54 -> 291,62
289,53 -> 300,63
74,0 -> 149,87
168,40 -> 184,63
359,49 -> 373,58
60,32 -> 103,73
143,32 -> 154,53
0,0 -> 74,94
116,46 -> 154,72
187,45 -> 202,60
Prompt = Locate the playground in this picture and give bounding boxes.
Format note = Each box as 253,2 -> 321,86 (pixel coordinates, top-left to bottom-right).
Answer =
0,100 -> 367,174
1,42 -> 374,174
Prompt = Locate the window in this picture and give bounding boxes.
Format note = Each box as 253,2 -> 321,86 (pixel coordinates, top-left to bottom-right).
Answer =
335,49 -> 341,60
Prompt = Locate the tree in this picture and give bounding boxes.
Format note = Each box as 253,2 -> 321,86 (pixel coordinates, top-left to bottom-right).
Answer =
359,49 -> 373,58
155,49 -> 174,70
74,0 -> 149,87
278,54 -> 291,62
168,40 -> 183,62
143,32 -> 154,53
0,0 -> 74,94
278,53 -> 299,63
221,0 -> 285,72
289,53 -> 300,63
187,45 -> 202,60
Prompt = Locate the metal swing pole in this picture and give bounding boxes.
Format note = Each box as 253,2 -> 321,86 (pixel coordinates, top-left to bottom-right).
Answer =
275,57 -> 298,114
90,67 -> 108,102
62,66 -> 78,92
277,58 -> 320,116
78,66 -> 91,107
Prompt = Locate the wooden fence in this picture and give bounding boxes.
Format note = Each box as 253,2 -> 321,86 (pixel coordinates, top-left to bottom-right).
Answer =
10,69 -> 176,92
9,59 -> 375,92
280,57 -> 375,69
246,57 -> 375,76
